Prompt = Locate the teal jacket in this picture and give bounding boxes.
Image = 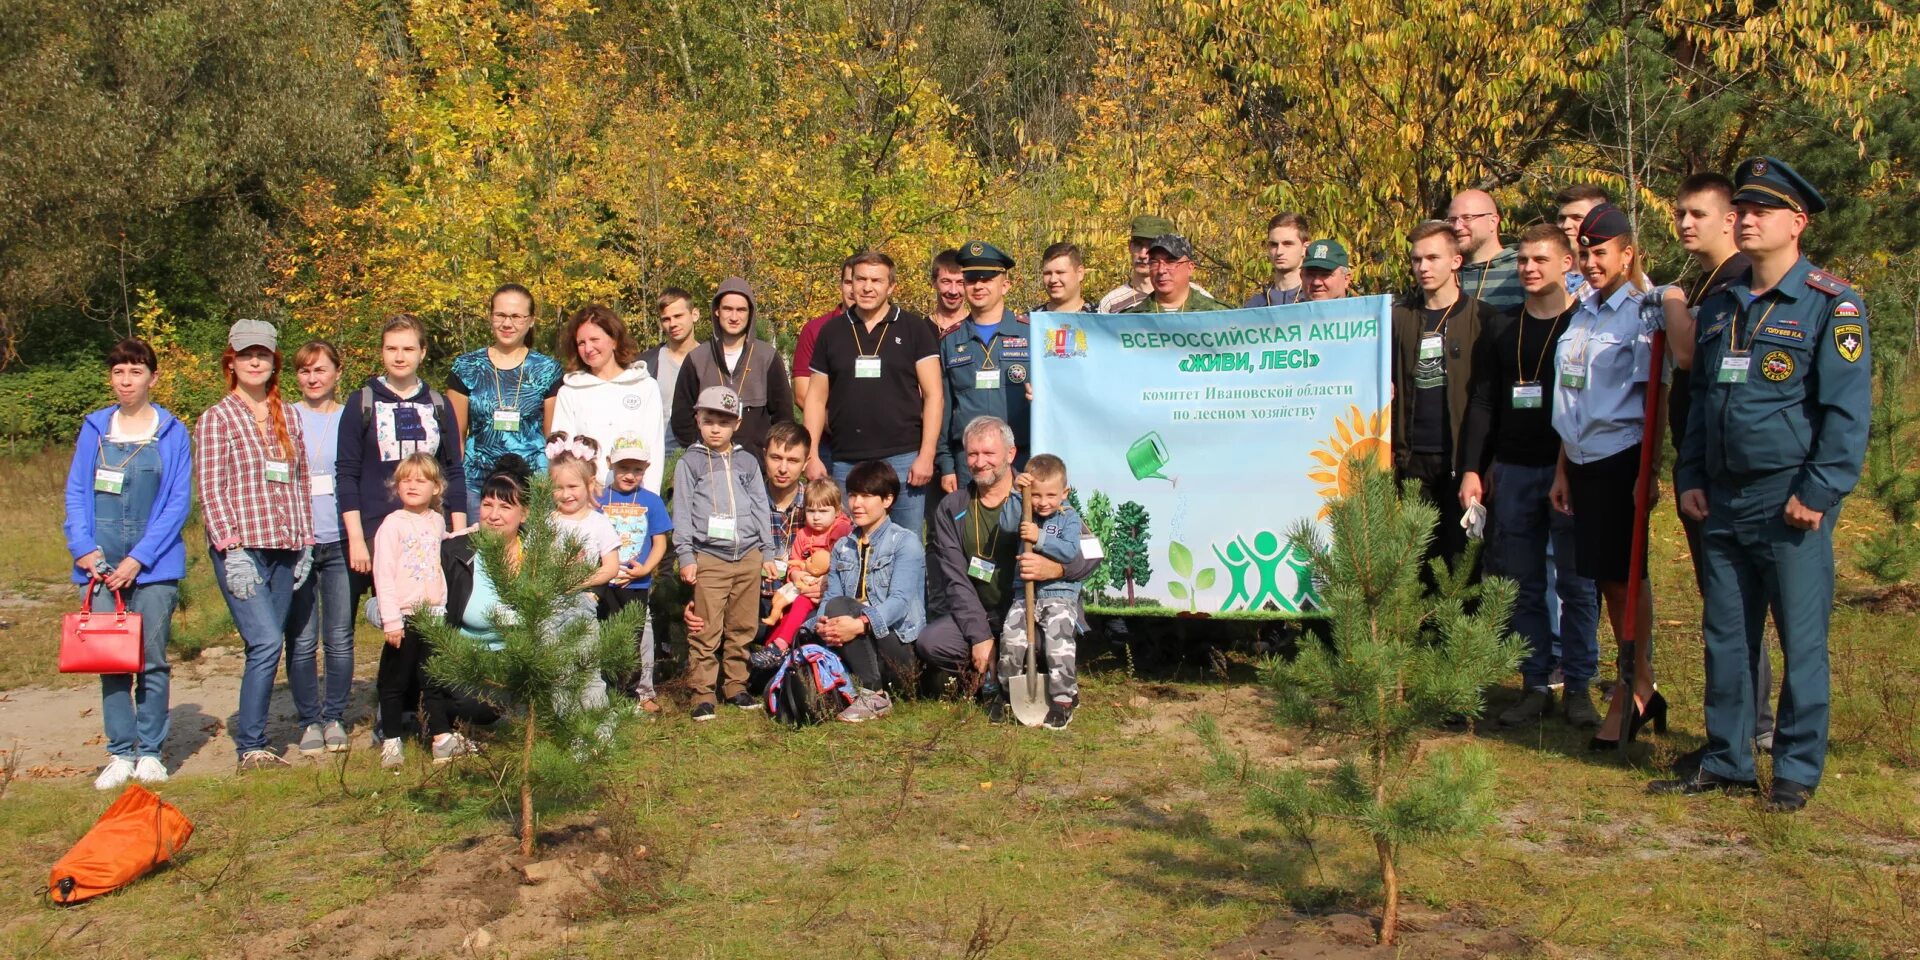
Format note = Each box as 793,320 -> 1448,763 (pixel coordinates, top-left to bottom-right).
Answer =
1677,256 -> 1871,513
936,310 -> 1032,478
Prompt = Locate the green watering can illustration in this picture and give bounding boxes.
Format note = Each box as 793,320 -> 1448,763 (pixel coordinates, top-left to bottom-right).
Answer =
1127,432 -> 1174,484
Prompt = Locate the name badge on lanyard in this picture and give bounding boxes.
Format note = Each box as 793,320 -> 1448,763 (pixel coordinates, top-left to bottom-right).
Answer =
264,460 -> 292,484
1718,355 -> 1751,383
707,515 -> 737,541
855,356 -> 883,379
491,409 -> 522,433
1511,382 -> 1543,409
1559,359 -> 1588,389
94,468 -> 125,495
967,555 -> 997,582
1419,335 -> 1445,361
974,368 -> 1002,390
310,473 -> 335,496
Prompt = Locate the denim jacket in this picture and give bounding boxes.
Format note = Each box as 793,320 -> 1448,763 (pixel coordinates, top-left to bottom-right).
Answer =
1029,506 -> 1085,602
811,517 -> 926,643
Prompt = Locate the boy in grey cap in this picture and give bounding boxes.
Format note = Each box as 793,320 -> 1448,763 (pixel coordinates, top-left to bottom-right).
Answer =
672,386 -> 772,720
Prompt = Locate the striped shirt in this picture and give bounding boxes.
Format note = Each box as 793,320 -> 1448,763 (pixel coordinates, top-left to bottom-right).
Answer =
1460,247 -> 1525,313
194,393 -> 315,551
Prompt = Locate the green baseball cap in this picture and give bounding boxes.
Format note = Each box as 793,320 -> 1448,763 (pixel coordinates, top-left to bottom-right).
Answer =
1129,215 -> 1176,241
1302,239 -> 1350,271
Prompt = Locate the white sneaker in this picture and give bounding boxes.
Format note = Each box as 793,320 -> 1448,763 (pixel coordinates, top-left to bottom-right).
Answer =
430,733 -> 478,765
837,690 -> 893,723
94,757 -> 136,791
381,737 -> 405,768
132,756 -> 169,784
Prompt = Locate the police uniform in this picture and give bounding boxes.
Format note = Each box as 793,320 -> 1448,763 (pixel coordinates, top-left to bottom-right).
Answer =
935,241 -> 1033,480
1669,158 -> 1870,807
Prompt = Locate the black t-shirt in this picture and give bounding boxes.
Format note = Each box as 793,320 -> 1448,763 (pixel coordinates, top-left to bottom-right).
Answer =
1487,303 -> 1577,467
1670,252 -> 1752,448
1411,307 -> 1450,454
810,305 -> 940,460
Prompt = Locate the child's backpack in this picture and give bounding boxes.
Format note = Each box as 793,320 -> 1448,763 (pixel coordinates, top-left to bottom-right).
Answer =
765,643 -> 857,726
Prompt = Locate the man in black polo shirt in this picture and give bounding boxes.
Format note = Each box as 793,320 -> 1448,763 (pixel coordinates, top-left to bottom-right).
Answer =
803,249 -> 944,536
1460,224 -> 1601,728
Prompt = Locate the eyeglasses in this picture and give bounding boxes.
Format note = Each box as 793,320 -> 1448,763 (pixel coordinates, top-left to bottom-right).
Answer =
1148,258 -> 1192,269
1445,213 -> 1495,225
492,312 -> 531,322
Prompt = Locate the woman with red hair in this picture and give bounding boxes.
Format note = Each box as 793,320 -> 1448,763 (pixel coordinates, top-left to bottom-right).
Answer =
194,319 -> 315,772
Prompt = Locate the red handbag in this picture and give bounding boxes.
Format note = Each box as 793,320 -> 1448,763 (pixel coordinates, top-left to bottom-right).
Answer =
59,578 -> 143,675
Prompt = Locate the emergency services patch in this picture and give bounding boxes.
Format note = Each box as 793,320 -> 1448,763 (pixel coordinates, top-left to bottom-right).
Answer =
1834,301 -> 1861,319
1762,350 -> 1793,382
1007,363 -> 1028,384
1834,323 -> 1864,363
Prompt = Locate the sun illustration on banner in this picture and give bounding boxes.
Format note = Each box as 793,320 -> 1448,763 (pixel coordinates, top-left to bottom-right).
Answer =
1307,405 -> 1391,518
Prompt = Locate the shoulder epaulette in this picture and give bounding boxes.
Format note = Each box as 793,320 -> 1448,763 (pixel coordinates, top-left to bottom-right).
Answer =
1805,269 -> 1851,297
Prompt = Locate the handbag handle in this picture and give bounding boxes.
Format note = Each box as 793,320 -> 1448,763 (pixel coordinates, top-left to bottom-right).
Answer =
77,576 -> 128,618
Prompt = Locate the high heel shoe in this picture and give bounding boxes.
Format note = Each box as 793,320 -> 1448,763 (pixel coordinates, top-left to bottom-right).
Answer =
1586,735 -> 1620,752
1627,691 -> 1668,743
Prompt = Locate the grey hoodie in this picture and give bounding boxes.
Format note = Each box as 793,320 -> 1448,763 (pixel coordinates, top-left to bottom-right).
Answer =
671,440 -> 772,566
670,276 -> 793,460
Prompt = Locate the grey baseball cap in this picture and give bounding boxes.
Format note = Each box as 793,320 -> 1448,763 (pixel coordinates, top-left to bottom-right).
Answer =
228,318 -> 279,353
694,385 -> 742,418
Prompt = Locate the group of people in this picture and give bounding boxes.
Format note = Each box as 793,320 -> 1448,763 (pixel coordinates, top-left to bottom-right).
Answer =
1390,157 -> 1868,815
61,153 -> 1867,814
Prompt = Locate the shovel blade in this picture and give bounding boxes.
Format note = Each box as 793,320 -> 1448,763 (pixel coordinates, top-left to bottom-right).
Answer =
1007,669 -> 1048,726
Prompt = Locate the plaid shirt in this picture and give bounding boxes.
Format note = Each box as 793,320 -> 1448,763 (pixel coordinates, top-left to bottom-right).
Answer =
194,393 -> 315,551
763,486 -> 806,596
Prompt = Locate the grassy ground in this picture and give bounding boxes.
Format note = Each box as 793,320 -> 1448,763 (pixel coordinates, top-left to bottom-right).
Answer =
0,451 -> 1916,959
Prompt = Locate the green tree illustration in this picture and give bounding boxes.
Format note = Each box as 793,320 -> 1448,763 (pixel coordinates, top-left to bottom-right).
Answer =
1111,500 -> 1152,605
1197,456 -> 1522,945
1082,490 -> 1116,602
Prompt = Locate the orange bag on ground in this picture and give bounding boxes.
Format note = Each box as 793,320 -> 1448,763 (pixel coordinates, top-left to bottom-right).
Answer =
48,784 -> 194,905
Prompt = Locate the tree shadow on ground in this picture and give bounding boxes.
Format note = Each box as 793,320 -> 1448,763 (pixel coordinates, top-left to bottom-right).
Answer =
1101,794 -> 1321,910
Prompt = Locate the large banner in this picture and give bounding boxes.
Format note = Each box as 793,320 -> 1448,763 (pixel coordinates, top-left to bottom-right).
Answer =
1030,296 -> 1394,617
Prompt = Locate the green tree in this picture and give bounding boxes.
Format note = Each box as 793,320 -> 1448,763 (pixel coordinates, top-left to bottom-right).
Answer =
1081,490 -> 1115,602
1198,457 -> 1522,946
1110,500 -> 1151,605
0,0 -> 373,366
422,481 -> 640,856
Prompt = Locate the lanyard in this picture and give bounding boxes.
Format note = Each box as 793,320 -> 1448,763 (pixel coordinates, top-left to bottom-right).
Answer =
1728,297 -> 1781,357
1687,254 -> 1736,309
489,359 -> 524,414
716,339 -> 755,392
96,436 -> 148,472
1517,308 -> 1559,383
969,492 -> 1004,558
704,449 -> 738,518
849,307 -> 898,358
855,535 -> 872,604
976,328 -> 1002,371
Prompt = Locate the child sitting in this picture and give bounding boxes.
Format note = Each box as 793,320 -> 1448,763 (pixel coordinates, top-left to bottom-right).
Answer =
761,477 -> 853,650
598,435 -> 672,713
372,452 -> 463,767
1003,454 -> 1086,731
672,386 -> 772,721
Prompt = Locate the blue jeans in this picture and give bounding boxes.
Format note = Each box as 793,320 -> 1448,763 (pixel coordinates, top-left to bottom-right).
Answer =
91,581 -> 178,760
1488,461 -> 1599,689
831,450 -> 927,539
284,541 -> 354,725
211,547 -> 300,756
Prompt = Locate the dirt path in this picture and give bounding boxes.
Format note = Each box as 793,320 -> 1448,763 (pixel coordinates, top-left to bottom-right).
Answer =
0,646 -> 379,782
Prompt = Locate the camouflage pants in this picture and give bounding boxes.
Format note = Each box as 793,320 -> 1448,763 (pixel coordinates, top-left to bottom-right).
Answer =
999,597 -> 1079,703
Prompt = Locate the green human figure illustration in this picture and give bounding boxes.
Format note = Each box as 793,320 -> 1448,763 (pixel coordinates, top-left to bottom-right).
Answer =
1245,530 -> 1298,612
1285,546 -> 1318,611
1213,538 -> 1254,611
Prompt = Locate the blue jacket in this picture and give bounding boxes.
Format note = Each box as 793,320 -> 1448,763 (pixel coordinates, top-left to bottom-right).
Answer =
811,517 -> 926,643
63,405 -> 193,584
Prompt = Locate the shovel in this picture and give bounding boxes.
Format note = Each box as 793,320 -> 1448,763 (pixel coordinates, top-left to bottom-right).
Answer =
1007,494 -> 1049,727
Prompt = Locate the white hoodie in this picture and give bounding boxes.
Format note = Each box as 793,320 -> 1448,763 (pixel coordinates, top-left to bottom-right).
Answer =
549,361 -> 666,492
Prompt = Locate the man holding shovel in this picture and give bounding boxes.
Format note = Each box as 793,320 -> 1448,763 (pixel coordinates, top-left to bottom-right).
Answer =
920,416 -> 1103,722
